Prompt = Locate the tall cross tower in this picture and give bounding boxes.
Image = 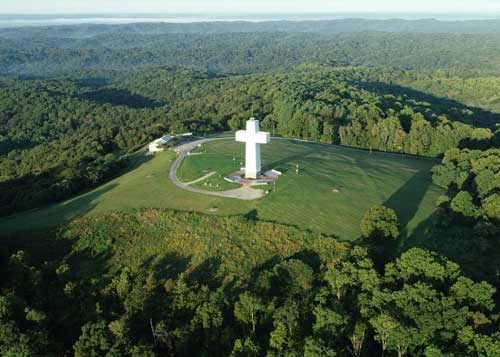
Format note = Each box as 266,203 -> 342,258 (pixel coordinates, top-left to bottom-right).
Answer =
235,118 -> 271,179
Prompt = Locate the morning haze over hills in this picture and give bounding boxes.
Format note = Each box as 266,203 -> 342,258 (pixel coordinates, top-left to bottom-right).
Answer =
1,2 -> 500,356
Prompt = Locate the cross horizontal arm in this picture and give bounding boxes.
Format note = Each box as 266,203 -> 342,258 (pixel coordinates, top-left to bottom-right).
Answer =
254,132 -> 271,144
235,130 -> 247,142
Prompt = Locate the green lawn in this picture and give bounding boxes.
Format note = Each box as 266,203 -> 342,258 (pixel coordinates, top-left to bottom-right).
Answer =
177,146 -> 242,191
0,139 -> 443,242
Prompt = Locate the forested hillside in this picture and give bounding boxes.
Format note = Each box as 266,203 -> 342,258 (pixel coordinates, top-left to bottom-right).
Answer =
2,31 -> 500,76
396,75 -> 500,114
2,210 -> 500,356
3,18 -> 500,37
428,148 -> 500,281
1,66 -> 498,215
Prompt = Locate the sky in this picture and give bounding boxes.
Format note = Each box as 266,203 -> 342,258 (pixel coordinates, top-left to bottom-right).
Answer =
2,0 -> 500,14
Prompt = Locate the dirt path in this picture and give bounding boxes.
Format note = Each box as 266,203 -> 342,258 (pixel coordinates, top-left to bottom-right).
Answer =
169,138 -> 265,200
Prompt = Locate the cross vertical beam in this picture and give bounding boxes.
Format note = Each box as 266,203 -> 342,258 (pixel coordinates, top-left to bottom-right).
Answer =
235,118 -> 271,179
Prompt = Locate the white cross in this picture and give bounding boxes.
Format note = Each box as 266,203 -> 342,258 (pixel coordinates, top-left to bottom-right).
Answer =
235,118 -> 271,179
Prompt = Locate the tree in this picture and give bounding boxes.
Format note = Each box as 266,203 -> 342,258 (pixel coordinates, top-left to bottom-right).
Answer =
269,301 -> 301,355
450,191 -> 478,218
370,314 -> 398,357
348,322 -> 367,357
231,337 -> 260,357
474,170 -> 499,197
360,205 -> 400,266
384,248 -> 460,283
473,333 -> 500,356
360,205 -> 399,240
483,194 -> 500,221
304,337 -> 336,357
374,248 -> 497,356
234,292 -> 264,334
73,321 -> 114,357
272,259 -> 314,297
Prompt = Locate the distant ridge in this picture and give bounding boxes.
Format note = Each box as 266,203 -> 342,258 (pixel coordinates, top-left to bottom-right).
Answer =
2,18 -> 500,35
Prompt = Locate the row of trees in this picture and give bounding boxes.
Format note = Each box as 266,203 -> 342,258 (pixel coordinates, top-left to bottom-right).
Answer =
1,208 -> 499,356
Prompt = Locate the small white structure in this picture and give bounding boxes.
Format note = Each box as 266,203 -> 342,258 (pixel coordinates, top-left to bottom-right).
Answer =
264,169 -> 282,178
236,118 -> 271,179
148,135 -> 173,154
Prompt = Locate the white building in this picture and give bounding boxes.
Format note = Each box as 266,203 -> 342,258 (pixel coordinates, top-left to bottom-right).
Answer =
148,135 -> 173,154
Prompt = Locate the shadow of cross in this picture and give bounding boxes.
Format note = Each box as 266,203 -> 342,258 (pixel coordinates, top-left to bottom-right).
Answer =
384,171 -> 432,239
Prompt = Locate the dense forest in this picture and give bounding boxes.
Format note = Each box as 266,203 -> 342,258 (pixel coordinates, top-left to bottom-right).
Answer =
2,209 -> 500,356
1,19 -> 500,356
428,148 -> 500,281
3,31 -> 500,76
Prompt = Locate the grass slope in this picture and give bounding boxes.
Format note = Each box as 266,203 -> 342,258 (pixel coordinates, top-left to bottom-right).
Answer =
0,139 -> 443,242
178,139 -> 443,242
65,210 -> 347,279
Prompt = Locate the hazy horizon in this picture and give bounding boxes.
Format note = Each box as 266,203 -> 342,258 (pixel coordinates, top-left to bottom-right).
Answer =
3,0 -> 500,15
2,0 -> 500,29
1,12 -> 500,28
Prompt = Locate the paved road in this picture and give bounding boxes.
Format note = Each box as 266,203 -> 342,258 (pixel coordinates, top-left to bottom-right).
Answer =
169,138 -> 265,200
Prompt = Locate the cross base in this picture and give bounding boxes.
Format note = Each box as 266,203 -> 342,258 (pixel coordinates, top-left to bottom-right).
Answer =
240,167 -> 260,180
225,169 -> 282,187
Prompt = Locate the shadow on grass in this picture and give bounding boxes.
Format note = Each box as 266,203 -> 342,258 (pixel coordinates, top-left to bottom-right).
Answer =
383,170 -> 432,241
0,154 -> 154,236
0,182 -> 119,239
264,144 -> 321,172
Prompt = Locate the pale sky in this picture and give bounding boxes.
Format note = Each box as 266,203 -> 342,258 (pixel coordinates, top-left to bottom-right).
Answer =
2,0 -> 500,14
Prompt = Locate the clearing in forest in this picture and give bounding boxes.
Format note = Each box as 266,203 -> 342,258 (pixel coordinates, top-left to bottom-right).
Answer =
0,139 -> 443,242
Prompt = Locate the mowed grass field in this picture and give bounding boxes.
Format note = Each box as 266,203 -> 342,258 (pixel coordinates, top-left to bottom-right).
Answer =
0,138 -> 443,242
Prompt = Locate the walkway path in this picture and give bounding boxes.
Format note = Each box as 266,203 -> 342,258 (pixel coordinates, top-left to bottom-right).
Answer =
184,171 -> 216,186
169,138 -> 265,200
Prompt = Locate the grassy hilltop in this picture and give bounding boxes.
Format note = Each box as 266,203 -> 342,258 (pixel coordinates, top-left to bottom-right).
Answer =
1,138 -> 442,242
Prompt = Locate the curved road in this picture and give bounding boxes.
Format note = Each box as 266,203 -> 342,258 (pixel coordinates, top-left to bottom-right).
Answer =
169,134 -> 436,200
169,137 -> 265,200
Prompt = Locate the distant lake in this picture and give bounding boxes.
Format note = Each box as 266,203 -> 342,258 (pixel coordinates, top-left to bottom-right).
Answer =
1,13 -> 500,27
